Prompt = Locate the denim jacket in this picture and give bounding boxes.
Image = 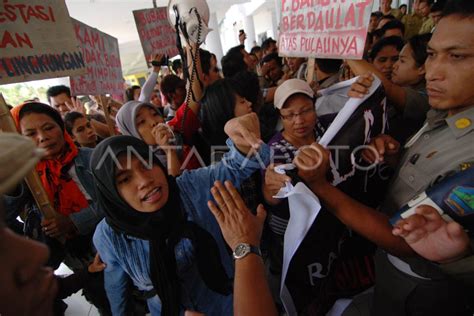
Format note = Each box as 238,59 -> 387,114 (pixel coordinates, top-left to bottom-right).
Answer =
93,139 -> 271,315
4,148 -> 104,235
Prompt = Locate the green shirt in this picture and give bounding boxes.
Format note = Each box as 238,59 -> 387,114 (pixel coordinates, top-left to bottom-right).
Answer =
402,13 -> 423,39
419,17 -> 435,34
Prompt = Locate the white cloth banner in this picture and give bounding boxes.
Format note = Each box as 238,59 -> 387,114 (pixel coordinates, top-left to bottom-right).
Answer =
274,76 -> 382,315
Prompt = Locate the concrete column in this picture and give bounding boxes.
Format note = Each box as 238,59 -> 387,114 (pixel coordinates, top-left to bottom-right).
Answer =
273,0 -> 282,39
243,15 -> 256,51
206,12 -> 224,67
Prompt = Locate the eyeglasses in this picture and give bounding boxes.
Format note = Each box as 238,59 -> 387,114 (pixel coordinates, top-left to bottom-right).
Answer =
280,107 -> 315,121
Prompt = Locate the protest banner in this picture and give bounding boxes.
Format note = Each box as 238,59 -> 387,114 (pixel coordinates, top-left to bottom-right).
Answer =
70,19 -> 124,98
279,0 -> 374,59
0,0 -> 86,85
133,7 -> 179,61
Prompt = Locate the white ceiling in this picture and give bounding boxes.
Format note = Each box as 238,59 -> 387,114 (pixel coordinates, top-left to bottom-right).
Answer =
65,0 -> 248,44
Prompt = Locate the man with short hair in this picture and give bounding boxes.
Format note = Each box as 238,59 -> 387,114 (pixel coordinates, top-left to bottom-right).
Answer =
381,19 -> 405,38
418,0 -> 435,34
380,0 -> 403,19
47,85 -> 73,117
260,53 -> 284,88
429,0 -> 446,28
261,38 -> 278,58
402,0 -> 424,39
46,85 -> 111,138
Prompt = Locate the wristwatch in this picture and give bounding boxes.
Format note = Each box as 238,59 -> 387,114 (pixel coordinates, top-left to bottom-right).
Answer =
232,243 -> 261,260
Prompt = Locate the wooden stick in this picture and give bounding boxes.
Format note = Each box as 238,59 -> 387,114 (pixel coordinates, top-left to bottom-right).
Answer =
96,95 -> 117,136
306,58 -> 315,84
0,94 -> 58,221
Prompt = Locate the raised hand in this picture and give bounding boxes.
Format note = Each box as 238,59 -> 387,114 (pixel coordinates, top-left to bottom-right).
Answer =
65,97 -> 86,115
208,180 -> 266,250
224,113 -> 263,155
150,53 -> 165,73
392,205 -> 471,264
151,124 -> 175,149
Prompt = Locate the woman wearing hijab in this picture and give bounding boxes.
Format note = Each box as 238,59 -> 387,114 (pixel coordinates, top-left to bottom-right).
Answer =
91,113 -> 270,315
4,102 -> 110,314
116,101 -> 200,174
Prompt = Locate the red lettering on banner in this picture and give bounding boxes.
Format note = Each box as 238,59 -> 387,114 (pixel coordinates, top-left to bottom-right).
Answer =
0,30 -> 33,48
0,3 -> 56,24
279,0 -> 372,59
356,1 -> 371,26
344,4 -> 356,28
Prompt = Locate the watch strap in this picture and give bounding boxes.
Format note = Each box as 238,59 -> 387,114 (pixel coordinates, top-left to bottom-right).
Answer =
233,243 -> 262,260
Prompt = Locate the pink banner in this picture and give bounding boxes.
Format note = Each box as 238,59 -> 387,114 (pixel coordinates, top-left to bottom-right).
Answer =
278,0 -> 374,59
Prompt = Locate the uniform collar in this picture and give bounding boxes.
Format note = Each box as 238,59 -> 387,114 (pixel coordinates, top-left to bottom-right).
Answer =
425,106 -> 474,137
446,106 -> 474,138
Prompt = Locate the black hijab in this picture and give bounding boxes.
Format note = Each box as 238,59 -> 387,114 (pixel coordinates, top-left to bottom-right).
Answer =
91,136 -> 231,315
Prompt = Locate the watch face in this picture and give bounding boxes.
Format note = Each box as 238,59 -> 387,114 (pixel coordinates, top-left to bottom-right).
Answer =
234,243 -> 250,259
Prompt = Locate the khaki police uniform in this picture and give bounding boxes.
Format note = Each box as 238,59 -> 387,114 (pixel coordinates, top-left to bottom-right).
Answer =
373,106 -> 474,316
419,17 -> 435,34
402,13 -> 423,39
386,8 -> 403,20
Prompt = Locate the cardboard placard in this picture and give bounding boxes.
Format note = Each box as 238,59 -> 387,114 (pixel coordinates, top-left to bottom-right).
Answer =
0,0 -> 86,84
279,0 -> 374,59
133,7 -> 179,61
69,19 -> 124,97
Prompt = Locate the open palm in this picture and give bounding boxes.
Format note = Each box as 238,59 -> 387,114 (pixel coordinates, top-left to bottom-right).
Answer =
392,205 -> 470,264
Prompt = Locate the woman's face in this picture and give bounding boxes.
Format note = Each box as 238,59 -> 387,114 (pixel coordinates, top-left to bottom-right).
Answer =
136,106 -> 164,146
280,94 -> 317,139
72,117 -> 98,147
115,154 -> 169,213
372,45 -> 400,80
20,113 -> 66,160
233,94 -> 253,117
0,203 -> 57,315
392,44 -> 425,86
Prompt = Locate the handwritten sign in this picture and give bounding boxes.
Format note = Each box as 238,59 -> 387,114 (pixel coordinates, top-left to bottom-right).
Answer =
133,7 -> 179,61
69,19 -> 124,97
279,0 -> 374,59
0,0 -> 86,84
